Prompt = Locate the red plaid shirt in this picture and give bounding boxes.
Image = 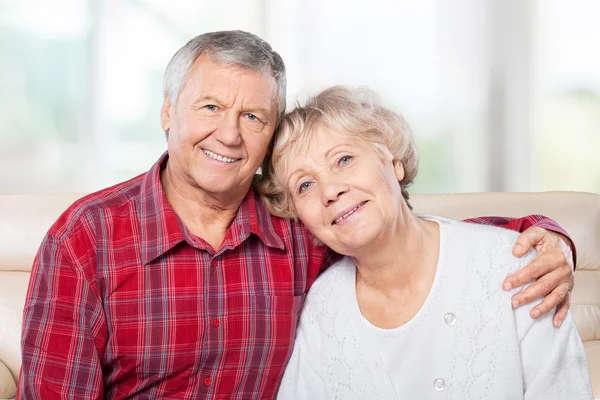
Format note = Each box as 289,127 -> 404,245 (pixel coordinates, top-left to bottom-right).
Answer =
18,153 -> 570,399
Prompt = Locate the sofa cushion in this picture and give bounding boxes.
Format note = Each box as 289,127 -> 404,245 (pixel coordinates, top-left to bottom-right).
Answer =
0,271 -> 30,387
0,360 -> 16,400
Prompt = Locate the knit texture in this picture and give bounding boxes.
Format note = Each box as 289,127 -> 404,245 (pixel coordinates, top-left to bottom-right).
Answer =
278,216 -> 592,400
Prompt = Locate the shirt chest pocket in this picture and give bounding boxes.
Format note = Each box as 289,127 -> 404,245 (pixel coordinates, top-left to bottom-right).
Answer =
105,291 -> 208,376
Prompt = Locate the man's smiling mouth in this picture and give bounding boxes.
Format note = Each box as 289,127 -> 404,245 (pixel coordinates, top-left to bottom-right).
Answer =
203,149 -> 239,163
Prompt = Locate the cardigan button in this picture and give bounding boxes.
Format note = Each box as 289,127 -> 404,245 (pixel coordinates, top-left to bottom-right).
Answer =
433,378 -> 446,391
444,312 -> 457,326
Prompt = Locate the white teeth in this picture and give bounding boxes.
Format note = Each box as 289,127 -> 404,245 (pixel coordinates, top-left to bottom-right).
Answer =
334,204 -> 362,224
203,149 -> 237,163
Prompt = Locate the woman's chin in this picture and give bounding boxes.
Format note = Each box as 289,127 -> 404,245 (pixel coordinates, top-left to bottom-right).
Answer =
328,236 -> 376,257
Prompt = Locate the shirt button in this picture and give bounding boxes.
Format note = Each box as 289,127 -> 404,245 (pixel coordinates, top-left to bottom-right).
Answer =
204,377 -> 212,386
433,378 -> 446,391
213,319 -> 220,327
211,259 -> 218,267
444,312 -> 457,326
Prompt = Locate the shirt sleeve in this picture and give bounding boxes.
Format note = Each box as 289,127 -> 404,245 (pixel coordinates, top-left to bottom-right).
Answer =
17,234 -> 106,400
463,214 -> 577,267
320,248 -> 342,273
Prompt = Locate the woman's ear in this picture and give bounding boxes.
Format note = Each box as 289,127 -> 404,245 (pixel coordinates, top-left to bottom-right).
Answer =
393,160 -> 405,182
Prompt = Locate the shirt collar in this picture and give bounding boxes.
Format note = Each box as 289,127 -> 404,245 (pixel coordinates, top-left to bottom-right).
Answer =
226,185 -> 285,251
139,152 -> 285,265
139,152 -> 187,265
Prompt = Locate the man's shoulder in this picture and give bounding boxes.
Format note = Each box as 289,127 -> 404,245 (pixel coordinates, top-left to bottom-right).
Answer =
254,195 -> 314,245
48,172 -> 146,242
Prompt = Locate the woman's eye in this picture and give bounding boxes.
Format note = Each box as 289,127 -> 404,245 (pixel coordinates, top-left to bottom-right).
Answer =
338,155 -> 353,165
298,181 -> 312,194
205,105 -> 218,111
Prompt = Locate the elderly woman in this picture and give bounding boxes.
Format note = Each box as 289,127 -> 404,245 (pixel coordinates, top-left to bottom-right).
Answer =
260,86 -> 592,399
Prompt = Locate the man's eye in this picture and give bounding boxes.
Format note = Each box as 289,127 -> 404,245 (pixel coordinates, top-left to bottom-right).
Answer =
298,181 -> 313,194
246,113 -> 259,121
205,105 -> 218,111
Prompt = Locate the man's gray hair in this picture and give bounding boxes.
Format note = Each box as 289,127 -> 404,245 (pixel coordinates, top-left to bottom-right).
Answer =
163,30 -> 287,122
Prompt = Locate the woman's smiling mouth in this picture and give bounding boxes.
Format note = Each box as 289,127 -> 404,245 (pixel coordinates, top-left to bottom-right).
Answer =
332,201 -> 368,225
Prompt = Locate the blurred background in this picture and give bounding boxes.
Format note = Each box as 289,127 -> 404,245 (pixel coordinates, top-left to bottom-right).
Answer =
1,0 -> 599,194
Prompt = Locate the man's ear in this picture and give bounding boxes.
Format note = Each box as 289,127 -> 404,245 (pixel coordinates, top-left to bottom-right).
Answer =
160,94 -> 172,133
393,160 -> 405,182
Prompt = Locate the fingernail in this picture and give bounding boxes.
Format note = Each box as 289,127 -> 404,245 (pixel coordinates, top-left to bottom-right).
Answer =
511,300 -> 519,309
503,282 -> 512,291
513,244 -> 522,253
532,309 -> 541,318
555,319 -> 562,327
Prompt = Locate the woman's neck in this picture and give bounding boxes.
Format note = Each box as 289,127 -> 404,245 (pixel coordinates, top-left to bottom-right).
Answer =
353,211 -> 441,329
352,212 -> 440,294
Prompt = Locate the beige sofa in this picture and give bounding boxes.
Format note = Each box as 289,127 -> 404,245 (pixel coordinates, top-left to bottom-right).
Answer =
1,192 -> 599,399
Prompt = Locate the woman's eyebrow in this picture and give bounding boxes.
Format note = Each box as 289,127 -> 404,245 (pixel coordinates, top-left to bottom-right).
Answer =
324,144 -> 347,158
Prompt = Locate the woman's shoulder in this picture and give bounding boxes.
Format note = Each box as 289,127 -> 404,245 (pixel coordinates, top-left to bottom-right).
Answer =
425,214 -> 524,252
311,256 -> 355,290
424,214 -> 538,276
421,214 -> 520,240
299,258 -> 355,323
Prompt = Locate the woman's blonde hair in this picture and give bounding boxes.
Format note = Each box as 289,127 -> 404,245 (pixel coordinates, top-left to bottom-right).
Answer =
257,85 -> 419,219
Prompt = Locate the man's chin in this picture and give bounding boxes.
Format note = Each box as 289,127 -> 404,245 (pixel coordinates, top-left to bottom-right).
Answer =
195,177 -> 250,199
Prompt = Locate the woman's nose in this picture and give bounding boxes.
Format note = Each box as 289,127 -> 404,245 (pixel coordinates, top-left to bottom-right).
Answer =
320,179 -> 349,206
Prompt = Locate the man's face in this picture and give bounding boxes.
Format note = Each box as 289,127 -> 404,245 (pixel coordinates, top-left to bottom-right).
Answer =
161,54 -> 279,201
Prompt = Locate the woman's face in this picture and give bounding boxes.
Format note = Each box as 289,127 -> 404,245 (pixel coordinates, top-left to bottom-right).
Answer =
286,126 -> 405,256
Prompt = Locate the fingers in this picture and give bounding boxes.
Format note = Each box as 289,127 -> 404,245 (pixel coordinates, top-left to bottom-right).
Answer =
553,292 -> 572,327
503,255 -> 557,290
510,270 -> 560,309
503,244 -> 570,290
505,226 -> 575,328
512,227 -> 546,257
527,281 -> 572,319
509,259 -> 572,306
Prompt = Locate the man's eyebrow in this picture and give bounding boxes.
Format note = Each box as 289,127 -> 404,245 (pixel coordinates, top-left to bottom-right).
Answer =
191,96 -> 271,118
245,106 -> 271,117
192,94 -> 227,106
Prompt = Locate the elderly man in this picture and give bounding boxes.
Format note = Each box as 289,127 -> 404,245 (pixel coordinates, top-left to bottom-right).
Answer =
18,31 -> 575,399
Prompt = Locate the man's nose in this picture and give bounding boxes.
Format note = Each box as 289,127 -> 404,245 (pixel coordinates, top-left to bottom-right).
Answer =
214,113 -> 242,146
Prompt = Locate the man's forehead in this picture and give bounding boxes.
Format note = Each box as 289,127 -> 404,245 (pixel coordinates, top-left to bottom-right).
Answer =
193,56 -> 275,90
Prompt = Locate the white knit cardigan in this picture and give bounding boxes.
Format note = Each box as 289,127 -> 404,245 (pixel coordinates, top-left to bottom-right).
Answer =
277,216 -> 592,400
